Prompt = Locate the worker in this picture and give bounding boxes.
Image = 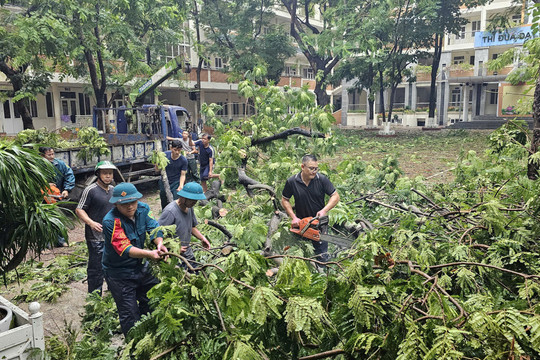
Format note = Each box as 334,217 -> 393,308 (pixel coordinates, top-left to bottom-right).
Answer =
158,182 -> 210,270
179,130 -> 199,183
102,182 -> 168,337
75,161 -> 118,295
281,154 -> 340,263
39,146 -> 75,200
193,133 -> 220,192
159,140 -> 188,209
40,146 -> 75,247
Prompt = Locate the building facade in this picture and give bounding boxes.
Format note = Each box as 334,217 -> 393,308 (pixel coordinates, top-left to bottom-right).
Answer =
341,0 -> 537,128
1,1 -> 535,134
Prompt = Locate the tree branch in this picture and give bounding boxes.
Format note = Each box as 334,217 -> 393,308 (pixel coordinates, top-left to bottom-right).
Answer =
250,127 -> 325,146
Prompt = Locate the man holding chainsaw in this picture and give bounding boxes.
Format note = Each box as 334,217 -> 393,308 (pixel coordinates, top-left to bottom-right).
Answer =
281,154 -> 340,263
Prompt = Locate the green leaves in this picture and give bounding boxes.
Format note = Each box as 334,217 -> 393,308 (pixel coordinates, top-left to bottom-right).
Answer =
75,127 -> 111,161
250,287 -> 283,325
0,142 -> 70,275
284,296 -> 331,343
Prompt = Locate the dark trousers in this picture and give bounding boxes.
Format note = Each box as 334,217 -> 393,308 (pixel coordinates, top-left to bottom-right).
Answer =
86,240 -> 104,295
105,270 -> 159,337
312,240 -> 329,263
159,179 -> 180,209
186,158 -> 200,183
313,224 -> 329,263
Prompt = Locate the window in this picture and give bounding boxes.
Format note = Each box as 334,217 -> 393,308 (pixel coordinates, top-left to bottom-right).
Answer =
79,93 -> 86,115
216,102 -> 228,116
214,57 -> 223,69
302,67 -> 314,79
30,100 -> 38,117
166,44 -> 191,61
455,26 -> 466,40
46,92 -> 54,117
451,87 -> 461,105
233,103 -> 240,115
203,59 -> 211,68
512,13 -> 522,25
85,94 -> 91,114
13,103 -> 20,118
469,56 -> 475,66
471,20 -> 481,35
453,56 -> 465,65
492,53 -> 498,60
3,101 -> 11,119
490,90 -> 498,105
284,66 -> 296,76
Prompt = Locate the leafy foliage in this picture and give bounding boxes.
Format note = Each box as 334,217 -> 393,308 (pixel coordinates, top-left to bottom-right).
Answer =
75,127 -> 111,161
0,142 -> 70,276
113,120 -> 540,359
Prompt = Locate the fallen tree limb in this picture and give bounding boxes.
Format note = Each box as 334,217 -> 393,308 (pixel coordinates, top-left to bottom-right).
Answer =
365,197 -> 429,217
298,349 -> 347,360
422,261 -> 540,280
405,260 -> 467,325
263,211 -> 287,258
205,219 -> 233,240
250,127 -> 325,146
265,254 -> 345,272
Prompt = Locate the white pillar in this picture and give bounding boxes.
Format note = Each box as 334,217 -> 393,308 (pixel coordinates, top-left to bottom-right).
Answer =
341,79 -> 349,126
480,9 -> 487,31
51,83 -> 61,131
463,84 -> 470,122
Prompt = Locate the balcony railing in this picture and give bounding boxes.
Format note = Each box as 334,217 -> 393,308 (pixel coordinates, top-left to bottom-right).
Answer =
447,31 -> 479,46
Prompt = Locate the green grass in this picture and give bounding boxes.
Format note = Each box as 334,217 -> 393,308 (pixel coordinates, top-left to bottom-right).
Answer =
327,128 -> 492,181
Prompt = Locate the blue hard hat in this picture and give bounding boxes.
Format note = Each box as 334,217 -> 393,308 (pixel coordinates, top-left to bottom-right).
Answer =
109,183 -> 143,204
177,182 -> 206,200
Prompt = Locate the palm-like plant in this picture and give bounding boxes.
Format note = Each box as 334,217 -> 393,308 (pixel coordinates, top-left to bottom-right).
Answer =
0,142 -> 69,276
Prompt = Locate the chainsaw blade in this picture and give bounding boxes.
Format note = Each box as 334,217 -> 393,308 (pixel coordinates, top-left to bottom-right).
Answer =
319,234 -> 354,248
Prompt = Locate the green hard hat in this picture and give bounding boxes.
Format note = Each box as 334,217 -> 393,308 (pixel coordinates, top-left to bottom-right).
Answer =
95,161 -> 117,175
177,182 -> 206,201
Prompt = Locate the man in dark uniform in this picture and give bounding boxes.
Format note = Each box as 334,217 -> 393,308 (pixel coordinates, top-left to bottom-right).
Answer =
159,140 -> 188,209
76,161 -> 118,295
281,154 -> 340,262
194,133 -> 220,192
102,183 -> 168,337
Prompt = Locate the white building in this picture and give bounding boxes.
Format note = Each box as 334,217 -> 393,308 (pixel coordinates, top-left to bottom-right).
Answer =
341,0 -> 537,128
1,0 -> 534,134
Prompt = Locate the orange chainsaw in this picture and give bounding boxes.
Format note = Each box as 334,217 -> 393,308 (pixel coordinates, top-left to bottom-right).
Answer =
290,216 -> 353,248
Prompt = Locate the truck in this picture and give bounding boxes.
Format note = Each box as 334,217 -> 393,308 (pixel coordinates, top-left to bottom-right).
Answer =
53,56 -> 194,201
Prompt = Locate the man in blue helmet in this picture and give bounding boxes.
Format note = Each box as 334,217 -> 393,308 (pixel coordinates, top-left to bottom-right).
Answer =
102,182 -> 168,337
158,182 -> 210,269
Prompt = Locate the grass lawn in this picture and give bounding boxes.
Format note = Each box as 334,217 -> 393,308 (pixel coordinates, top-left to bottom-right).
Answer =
326,128 -> 492,182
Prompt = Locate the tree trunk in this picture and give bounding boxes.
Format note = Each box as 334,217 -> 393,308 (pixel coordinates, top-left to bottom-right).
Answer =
429,34 -> 443,120
314,79 -> 330,107
15,100 -> 34,130
161,169 -> 174,203
0,61 -> 34,129
527,73 -> 540,180
192,0 -> 203,131
368,98 -> 375,125
378,67 -> 386,123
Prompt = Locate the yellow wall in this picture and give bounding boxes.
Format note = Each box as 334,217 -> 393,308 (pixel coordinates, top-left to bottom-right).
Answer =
499,83 -> 534,116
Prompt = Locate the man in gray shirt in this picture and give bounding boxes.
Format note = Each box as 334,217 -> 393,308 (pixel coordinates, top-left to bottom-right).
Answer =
158,182 -> 210,268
